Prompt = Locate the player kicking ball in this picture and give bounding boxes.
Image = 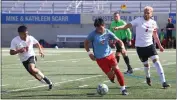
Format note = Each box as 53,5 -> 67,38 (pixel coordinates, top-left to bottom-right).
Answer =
115,6 -> 170,88
84,18 -> 128,95
10,25 -> 53,90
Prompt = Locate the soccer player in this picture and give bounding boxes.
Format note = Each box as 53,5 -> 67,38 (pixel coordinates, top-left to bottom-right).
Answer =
84,18 -> 128,95
10,25 -> 53,90
115,6 -> 170,88
166,18 -> 175,48
110,12 -> 133,74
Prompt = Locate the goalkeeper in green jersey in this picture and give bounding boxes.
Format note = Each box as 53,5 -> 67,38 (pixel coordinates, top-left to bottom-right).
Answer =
110,12 -> 133,74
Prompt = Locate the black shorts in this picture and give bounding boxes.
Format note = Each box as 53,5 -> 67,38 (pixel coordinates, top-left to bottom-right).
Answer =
115,38 -> 128,52
136,44 -> 158,62
22,56 -> 37,74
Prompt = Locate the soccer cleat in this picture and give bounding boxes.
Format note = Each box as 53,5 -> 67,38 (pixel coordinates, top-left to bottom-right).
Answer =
146,77 -> 151,86
162,82 -> 170,89
48,83 -> 53,90
110,78 -> 115,83
124,69 -> 133,74
121,89 -> 129,95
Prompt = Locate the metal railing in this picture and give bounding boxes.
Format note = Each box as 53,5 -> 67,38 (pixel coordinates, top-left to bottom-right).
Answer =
2,1 -> 176,14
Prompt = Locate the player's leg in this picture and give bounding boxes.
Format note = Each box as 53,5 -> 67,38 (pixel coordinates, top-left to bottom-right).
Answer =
150,55 -> 170,88
136,46 -> 151,86
108,53 -> 128,95
25,56 -> 53,90
115,42 -> 121,63
96,58 -> 115,83
116,40 -> 133,74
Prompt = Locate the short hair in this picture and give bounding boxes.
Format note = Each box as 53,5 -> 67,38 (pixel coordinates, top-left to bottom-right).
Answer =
114,11 -> 120,15
18,25 -> 27,33
144,6 -> 153,12
94,18 -> 105,27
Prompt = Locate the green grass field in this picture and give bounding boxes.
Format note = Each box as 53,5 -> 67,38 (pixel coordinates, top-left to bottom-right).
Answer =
1,48 -> 176,99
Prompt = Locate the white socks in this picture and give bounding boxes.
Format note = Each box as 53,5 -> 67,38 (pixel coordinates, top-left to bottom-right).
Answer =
121,86 -> 126,91
153,61 -> 166,83
144,67 -> 150,78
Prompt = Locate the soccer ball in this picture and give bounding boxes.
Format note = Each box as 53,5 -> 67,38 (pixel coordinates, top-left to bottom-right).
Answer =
97,84 -> 109,95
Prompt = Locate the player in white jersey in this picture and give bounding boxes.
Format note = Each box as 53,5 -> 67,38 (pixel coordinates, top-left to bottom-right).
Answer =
114,6 -> 170,88
10,25 -> 53,90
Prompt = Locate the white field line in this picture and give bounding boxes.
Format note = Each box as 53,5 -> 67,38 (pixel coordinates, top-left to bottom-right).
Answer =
3,62 -> 175,92
78,85 -> 89,88
1,84 -> 10,87
103,62 -> 176,83
4,75 -> 103,93
2,58 -> 88,66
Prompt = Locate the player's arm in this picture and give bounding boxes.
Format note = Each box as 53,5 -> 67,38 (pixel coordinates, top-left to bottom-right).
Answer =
114,23 -> 132,30
109,31 -> 126,53
9,40 -> 25,55
84,33 -> 96,61
10,49 -> 24,55
32,36 -> 44,58
153,29 -> 164,52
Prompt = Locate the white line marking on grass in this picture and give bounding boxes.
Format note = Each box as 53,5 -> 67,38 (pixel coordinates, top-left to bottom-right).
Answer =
3,58 -> 89,66
72,61 -> 79,63
1,84 -> 9,87
5,75 -> 102,93
79,85 -> 88,88
103,80 -> 110,83
133,62 -> 176,71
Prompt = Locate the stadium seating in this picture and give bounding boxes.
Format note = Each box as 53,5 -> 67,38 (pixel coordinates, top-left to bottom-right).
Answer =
2,1 -> 176,14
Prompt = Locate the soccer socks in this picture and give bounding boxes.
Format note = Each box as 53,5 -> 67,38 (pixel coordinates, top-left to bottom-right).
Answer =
144,67 -> 150,78
153,61 -> 166,83
43,77 -> 52,85
37,71 -> 52,85
123,56 -> 132,70
116,56 -> 120,63
114,69 -> 125,86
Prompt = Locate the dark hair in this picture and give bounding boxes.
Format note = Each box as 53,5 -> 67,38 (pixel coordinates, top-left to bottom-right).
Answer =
94,18 -> 105,27
18,25 -> 27,33
114,11 -> 120,15
161,29 -> 164,31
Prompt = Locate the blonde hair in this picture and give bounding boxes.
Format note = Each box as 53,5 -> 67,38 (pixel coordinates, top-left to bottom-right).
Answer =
144,6 -> 153,12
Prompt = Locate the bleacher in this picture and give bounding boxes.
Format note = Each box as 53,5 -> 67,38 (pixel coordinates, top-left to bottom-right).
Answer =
2,1 -> 176,47
2,1 -> 176,14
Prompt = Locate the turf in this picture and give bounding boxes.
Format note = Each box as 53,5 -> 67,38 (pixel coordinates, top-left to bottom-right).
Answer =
1,48 -> 176,99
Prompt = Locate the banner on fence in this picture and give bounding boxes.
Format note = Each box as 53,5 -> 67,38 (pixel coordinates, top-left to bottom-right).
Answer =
2,14 -> 81,24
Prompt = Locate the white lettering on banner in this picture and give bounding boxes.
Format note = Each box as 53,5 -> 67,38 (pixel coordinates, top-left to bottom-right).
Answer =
25,16 -> 50,21
92,16 -> 158,22
6,16 -> 19,21
52,16 -> 68,21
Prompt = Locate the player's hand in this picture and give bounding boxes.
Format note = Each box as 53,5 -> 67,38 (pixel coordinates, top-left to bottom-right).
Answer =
128,41 -> 132,46
159,46 -> 164,52
89,53 -> 96,61
113,27 -> 119,30
17,48 -> 26,53
39,51 -> 45,58
167,28 -> 172,30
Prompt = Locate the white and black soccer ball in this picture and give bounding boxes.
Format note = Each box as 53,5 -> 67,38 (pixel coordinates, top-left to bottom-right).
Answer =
97,84 -> 109,95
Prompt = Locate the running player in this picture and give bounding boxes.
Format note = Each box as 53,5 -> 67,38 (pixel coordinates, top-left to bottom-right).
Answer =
84,18 -> 128,95
115,6 -> 170,88
10,25 -> 53,90
110,12 -> 133,74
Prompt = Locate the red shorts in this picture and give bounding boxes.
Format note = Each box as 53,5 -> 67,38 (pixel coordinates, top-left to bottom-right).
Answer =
96,53 -> 117,74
